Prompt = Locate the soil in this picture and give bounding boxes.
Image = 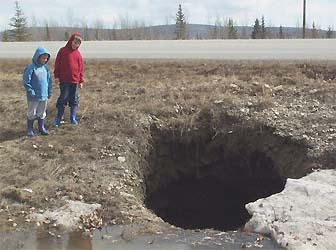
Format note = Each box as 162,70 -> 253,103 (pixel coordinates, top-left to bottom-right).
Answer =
0,59 -> 335,238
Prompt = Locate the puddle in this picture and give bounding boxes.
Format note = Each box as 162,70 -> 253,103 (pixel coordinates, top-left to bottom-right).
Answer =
0,226 -> 284,250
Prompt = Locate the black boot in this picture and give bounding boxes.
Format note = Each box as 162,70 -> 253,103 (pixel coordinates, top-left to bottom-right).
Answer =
27,119 -> 34,137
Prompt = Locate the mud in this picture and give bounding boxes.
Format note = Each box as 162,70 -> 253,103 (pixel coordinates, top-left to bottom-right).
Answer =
0,225 -> 284,250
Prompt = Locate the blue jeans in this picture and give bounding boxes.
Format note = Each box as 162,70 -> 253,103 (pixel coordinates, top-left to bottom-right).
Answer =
56,83 -> 79,108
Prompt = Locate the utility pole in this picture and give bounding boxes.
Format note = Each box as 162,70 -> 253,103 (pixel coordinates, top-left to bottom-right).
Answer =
303,0 -> 306,38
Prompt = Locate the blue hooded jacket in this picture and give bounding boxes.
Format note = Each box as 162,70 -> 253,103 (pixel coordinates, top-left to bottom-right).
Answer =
23,47 -> 52,101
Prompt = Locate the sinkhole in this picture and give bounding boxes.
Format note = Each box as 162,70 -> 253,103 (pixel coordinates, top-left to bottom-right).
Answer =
144,118 -> 311,231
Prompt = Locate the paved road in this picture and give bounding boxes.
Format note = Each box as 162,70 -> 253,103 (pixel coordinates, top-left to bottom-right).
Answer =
0,39 -> 335,60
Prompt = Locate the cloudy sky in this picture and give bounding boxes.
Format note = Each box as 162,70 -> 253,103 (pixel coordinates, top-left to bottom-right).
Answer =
0,0 -> 335,31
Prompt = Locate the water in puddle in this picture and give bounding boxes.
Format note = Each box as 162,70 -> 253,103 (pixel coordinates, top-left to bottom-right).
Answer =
0,225 -> 284,250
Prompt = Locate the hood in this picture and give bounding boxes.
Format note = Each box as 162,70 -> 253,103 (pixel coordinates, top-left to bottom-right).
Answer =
66,32 -> 82,50
32,47 -> 50,65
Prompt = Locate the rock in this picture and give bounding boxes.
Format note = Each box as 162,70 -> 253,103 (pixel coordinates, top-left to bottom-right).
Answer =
230,83 -> 239,89
118,156 -> 126,163
23,188 -> 33,193
30,200 -> 101,231
121,225 -> 139,242
245,170 -> 336,250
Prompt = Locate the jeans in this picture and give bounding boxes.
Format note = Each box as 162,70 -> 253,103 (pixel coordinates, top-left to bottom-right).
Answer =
56,83 -> 79,108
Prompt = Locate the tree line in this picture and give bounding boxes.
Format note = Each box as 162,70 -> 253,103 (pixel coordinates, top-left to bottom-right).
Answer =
2,1 -> 335,42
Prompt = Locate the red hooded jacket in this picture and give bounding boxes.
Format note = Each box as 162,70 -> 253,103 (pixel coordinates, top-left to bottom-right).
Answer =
54,32 -> 84,84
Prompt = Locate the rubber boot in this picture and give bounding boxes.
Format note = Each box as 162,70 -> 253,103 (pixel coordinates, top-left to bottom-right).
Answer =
70,106 -> 78,125
27,119 -> 35,137
53,106 -> 65,128
38,118 -> 49,135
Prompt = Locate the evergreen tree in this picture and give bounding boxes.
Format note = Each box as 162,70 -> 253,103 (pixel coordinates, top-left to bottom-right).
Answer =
45,22 -> 51,41
175,4 -> 187,40
9,1 -> 31,41
227,19 -> 237,39
279,25 -> 284,39
326,26 -> 334,39
261,16 -> 266,39
312,22 -> 317,38
251,18 -> 261,39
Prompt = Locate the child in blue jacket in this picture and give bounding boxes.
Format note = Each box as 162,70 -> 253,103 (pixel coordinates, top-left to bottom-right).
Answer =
23,47 -> 52,137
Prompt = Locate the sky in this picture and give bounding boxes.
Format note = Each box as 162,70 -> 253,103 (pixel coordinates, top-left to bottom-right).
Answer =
0,0 -> 335,31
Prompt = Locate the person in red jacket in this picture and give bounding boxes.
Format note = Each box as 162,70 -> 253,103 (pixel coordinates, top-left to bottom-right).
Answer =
53,32 -> 84,127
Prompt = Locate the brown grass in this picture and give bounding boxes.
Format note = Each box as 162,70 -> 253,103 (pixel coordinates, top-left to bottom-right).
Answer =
0,59 -> 336,231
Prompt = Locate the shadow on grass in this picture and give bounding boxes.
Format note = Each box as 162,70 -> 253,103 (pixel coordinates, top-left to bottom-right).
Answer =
0,130 -> 26,142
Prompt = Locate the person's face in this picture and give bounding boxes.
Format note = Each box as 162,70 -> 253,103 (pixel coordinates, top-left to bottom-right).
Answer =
71,38 -> 81,50
38,54 -> 49,65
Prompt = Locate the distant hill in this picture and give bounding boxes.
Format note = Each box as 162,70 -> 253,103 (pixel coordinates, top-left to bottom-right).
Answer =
0,24 -> 333,41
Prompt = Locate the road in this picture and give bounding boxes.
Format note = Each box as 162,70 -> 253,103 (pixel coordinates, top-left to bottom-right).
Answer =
0,39 -> 335,60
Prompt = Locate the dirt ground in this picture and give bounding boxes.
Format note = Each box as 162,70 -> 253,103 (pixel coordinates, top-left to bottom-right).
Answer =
0,59 -> 336,236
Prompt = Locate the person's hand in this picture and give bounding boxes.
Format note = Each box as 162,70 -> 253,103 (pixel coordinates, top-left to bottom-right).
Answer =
29,91 -> 36,99
79,83 -> 83,89
54,78 -> 60,84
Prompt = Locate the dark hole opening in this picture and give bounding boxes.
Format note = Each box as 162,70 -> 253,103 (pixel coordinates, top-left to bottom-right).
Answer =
144,123 -> 310,231
146,149 -> 285,231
